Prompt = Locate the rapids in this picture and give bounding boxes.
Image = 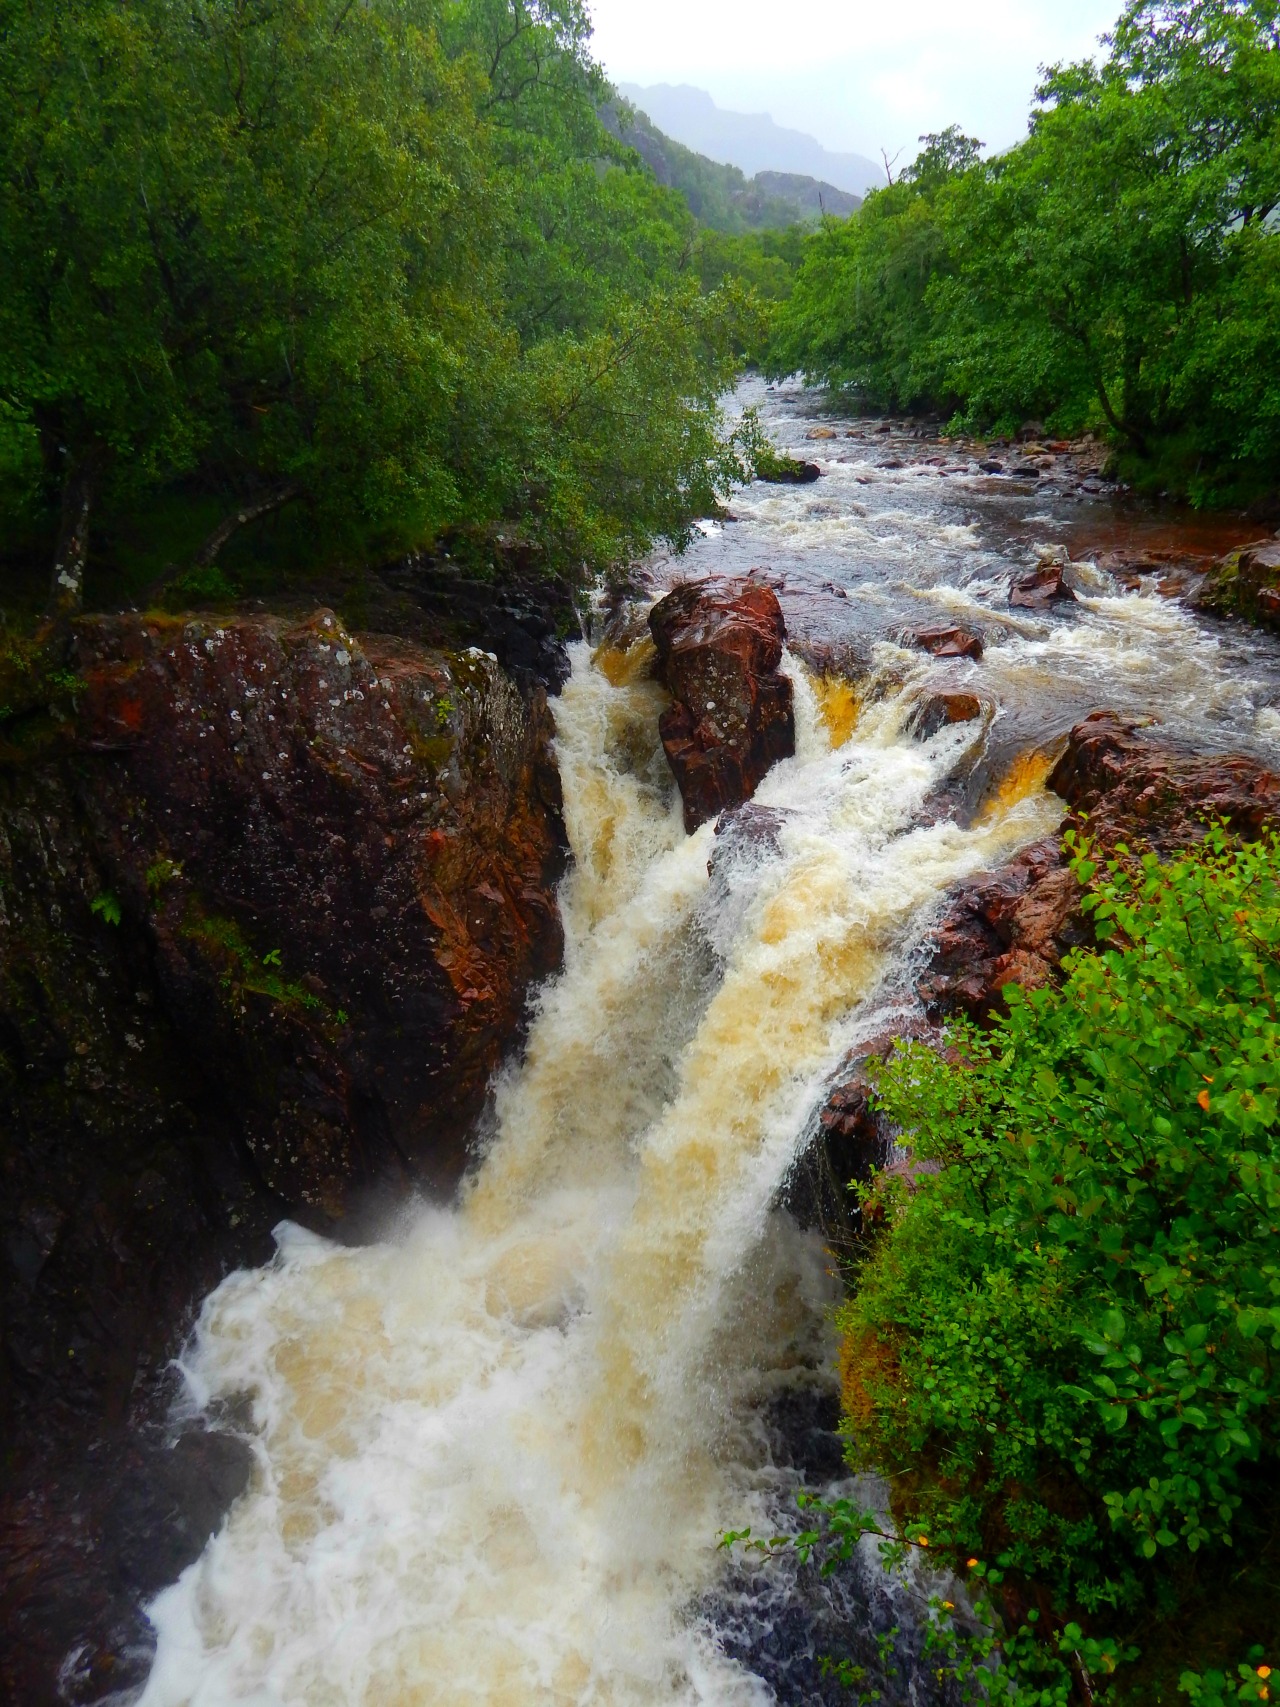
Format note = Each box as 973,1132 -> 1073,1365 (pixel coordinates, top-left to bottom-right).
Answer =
136,382 -> 1280,1707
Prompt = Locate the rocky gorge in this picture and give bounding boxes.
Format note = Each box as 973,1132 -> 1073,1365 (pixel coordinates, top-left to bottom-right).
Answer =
4,381 -> 1280,1706
1,603 -> 567,1703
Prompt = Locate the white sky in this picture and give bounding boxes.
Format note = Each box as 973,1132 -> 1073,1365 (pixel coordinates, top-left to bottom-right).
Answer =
587,0 -> 1122,162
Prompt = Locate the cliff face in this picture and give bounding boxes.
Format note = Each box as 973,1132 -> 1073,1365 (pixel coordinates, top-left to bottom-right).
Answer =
0,609 -> 566,1704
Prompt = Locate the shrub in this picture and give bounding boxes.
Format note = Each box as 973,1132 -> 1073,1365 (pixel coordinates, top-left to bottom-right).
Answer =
834,827 -> 1280,1698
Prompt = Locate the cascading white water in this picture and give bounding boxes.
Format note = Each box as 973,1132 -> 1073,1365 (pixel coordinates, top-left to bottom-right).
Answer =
138,630 -> 1061,1707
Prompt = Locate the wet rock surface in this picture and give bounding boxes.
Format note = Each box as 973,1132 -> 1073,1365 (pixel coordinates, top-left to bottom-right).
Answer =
650,578 -> 797,832
1195,537 -> 1280,630
759,457 -> 822,485
911,690 -> 988,740
921,711 -> 1280,1024
0,608 -> 566,1703
904,623 -> 984,661
1008,561 -> 1078,609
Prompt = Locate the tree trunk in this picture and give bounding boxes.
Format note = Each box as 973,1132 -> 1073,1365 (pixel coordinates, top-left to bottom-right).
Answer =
46,460 -> 95,623
194,483 -> 299,569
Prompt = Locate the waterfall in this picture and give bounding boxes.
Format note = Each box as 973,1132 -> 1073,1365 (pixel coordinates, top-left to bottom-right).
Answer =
138,632 -> 1060,1707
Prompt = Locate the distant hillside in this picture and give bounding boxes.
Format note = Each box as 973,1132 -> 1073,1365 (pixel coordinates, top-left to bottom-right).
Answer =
600,101 -> 860,232
617,83 -> 885,200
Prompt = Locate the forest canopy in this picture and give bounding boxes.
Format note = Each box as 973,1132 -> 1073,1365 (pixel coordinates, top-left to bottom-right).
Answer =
767,0 -> 1280,507
0,0 -> 762,614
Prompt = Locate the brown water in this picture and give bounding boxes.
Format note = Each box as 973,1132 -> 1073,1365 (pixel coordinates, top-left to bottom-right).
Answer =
132,383 -> 1279,1707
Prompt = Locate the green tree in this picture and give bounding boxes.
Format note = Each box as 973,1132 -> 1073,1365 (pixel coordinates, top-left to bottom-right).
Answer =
0,0 -> 759,617
766,130 -> 979,411
767,1 -> 1280,502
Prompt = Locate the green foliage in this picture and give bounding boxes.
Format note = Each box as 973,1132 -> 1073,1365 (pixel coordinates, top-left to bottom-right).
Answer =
828,826 -> 1280,1696
181,908 -> 325,1014
0,0 -> 760,605
90,892 -> 122,927
768,1 -> 1280,501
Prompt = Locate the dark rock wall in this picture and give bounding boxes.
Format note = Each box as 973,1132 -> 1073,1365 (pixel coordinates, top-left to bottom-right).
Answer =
0,608 -> 566,1705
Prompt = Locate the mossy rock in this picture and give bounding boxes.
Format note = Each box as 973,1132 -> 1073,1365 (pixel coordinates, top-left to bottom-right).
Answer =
755,447 -> 822,485
1195,537 -> 1280,626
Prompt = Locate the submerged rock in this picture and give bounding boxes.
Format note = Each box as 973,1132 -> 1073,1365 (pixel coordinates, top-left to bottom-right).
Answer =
0,607 -> 566,1703
1195,537 -> 1280,628
650,578 -> 797,833
911,689 -> 990,740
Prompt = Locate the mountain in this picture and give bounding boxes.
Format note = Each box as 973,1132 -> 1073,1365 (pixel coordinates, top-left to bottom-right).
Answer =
600,101 -> 861,231
616,83 -> 886,200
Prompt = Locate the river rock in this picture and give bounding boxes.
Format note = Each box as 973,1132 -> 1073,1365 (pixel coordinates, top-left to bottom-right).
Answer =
919,712 -> 1280,1021
761,457 -> 822,485
904,623 -> 985,661
0,608 -> 565,1703
1009,563 -> 1077,609
912,690 -> 988,739
1194,538 -> 1280,628
649,579 -> 796,833
66,609 -> 566,1212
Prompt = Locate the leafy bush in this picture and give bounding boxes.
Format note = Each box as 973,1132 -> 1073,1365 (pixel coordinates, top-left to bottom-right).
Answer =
833,828 -> 1280,1698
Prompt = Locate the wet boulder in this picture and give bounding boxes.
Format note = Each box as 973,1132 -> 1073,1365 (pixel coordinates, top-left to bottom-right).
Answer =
65,609 -> 566,1213
919,713 -> 1280,1022
911,690 -> 989,740
757,451 -> 822,485
1009,562 -> 1078,609
917,836 -> 1085,1022
904,623 -> 985,661
1049,709 -> 1280,841
649,578 -> 796,833
1195,538 -> 1280,628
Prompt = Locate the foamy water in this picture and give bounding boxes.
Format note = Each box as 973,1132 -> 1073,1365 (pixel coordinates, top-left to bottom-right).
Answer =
139,633 -> 1057,1707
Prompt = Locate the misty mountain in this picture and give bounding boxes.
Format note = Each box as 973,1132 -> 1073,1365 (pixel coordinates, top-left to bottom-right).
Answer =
600,101 -> 861,231
617,83 -> 886,200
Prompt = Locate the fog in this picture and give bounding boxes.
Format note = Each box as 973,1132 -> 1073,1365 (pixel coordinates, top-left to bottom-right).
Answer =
589,0 -> 1121,161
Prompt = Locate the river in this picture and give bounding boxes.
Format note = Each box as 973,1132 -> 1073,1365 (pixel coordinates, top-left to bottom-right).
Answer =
134,380 -> 1280,1707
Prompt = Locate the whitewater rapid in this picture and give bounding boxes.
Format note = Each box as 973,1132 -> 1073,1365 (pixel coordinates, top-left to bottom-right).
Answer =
137,627 -> 1059,1707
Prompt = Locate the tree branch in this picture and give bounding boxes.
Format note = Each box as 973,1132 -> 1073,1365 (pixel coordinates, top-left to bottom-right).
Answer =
193,481 -> 300,568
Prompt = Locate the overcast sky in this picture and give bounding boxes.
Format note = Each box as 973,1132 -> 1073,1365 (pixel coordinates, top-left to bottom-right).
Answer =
588,0 -> 1122,162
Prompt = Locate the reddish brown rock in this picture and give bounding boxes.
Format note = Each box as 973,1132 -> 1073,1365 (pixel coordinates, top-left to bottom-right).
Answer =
1195,537 -> 1280,627
650,578 -> 796,833
913,690 -> 988,739
920,713 -> 1280,1022
69,609 -> 565,1213
1009,563 -> 1077,609
905,623 -> 984,661
917,836 -> 1087,1022
1048,710 -> 1280,842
